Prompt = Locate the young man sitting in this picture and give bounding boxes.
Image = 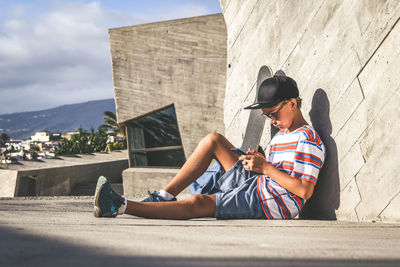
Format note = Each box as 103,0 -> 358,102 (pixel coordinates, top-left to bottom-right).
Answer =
94,75 -> 326,220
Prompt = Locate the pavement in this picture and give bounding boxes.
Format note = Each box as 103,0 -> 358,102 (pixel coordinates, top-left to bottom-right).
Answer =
0,196 -> 400,267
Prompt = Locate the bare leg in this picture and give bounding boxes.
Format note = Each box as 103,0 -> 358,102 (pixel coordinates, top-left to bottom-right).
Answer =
125,195 -> 216,219
163,133 -> 239,196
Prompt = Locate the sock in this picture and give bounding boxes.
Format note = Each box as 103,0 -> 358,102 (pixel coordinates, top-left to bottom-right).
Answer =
158,189 -> 175,201
118,197 -> 127,215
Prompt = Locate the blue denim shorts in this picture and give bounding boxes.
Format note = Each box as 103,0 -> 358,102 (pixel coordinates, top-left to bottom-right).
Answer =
214,161 -> 266,219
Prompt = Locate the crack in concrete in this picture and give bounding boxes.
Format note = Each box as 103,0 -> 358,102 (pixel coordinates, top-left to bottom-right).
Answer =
278,0 -> 326,71
353,177 -> 363,222
225,0 -> 260,80
223,0 -> 233,13
354,84 -> 400,162
228,0 -> 260,49
332,98 -> 364,140
355,51 -> 363,69
328,75 -> 363,124
335,84 -> 400,165
225,81 -> 256,132
356,15 -> 400,77
377,189 -> 400,220
225,107 -> 242,133
356,76 -> 366,103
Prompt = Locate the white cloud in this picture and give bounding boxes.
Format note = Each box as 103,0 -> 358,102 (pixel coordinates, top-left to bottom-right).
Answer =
0,0 -> 219,114
0,1 -> 127,114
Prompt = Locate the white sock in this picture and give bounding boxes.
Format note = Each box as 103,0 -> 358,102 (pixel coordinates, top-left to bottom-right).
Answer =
158,189 -> 175,200
118,197 -> 127,215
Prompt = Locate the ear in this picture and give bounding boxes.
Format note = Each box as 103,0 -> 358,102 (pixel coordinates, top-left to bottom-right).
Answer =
289,98 -> 297,110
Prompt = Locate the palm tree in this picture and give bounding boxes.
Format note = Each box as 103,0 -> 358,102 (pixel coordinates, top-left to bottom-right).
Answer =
100,111 -> 125,137
0,133 -> 9,147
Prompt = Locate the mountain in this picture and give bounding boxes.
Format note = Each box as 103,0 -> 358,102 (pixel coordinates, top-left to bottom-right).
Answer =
0,99 -> 116,140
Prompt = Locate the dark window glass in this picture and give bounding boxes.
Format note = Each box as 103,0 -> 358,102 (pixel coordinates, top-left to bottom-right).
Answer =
126,105 -> 185,167
129,105 -> 182,149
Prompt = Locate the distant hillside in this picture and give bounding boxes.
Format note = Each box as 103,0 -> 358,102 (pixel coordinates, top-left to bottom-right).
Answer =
0,99 -> 116,140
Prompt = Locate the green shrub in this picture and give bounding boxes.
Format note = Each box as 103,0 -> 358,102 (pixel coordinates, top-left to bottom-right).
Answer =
56,126 -> 108,156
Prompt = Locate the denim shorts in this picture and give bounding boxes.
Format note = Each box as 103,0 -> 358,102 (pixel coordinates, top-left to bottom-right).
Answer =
214,161 -> 266,219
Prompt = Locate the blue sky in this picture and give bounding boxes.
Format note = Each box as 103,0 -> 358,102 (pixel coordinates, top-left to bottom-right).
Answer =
0,0 -> 221,114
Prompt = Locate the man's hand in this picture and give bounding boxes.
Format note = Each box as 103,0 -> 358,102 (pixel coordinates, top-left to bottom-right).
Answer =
240,149 -> 316,200
239,148 -> 272,174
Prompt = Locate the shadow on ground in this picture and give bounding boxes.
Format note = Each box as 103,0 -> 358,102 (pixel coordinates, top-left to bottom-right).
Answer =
1,225 -> 398,267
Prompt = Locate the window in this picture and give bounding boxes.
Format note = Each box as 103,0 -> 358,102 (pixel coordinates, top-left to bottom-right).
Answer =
126,105 -> 186,167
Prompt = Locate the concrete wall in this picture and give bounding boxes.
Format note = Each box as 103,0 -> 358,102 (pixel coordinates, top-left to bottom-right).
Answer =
0,159 -> 128,197
109,14 -> 227,158
0,170 -> 18,197
122,167 -> 190,197
220,0 -> 400,222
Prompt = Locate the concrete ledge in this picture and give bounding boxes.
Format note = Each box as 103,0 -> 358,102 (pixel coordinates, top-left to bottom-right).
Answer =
122,167 -> 190,197
0,152 -> 129,197
0,170 -> 18,197
16,160 -> 128,196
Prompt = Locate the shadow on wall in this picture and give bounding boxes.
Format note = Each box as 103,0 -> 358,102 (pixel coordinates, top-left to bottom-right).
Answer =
300,89 -> 340,220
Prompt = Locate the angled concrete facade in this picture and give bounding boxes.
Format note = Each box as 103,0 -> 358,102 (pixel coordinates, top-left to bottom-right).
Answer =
219,0 -> 400,222
109,14 -> 227,159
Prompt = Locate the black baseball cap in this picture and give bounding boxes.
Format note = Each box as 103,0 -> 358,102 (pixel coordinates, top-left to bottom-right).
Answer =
244,75 -> 299,109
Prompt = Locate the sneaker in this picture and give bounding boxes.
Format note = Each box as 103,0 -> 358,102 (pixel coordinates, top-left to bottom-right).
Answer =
141,190 -> 177,202
94,176 -> 125,217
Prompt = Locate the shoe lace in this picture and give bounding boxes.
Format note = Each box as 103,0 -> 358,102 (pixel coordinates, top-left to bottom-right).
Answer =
110,188 -> 124,208
146,190 -> 162,201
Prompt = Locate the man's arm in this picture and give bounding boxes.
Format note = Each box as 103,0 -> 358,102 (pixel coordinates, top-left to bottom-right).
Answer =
240,149 -> 315,200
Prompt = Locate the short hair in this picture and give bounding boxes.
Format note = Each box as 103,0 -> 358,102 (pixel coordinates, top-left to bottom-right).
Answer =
296,97 -> 302,109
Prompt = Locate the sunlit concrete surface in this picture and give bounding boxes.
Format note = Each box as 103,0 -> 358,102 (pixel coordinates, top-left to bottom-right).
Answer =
0,151 -> 128,197
0,196 -> 399,266
220,0 -> 400,223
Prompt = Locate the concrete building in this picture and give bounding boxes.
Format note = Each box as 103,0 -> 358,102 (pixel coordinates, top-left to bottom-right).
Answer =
4,140 -> 23,150
109,2 -> 399,223
62,132 -> 79,140
109,14 -> 227,193
31,131 -> 51,142
219,0 -> 400,223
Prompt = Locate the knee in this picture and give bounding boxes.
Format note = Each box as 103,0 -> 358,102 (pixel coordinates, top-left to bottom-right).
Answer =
201,132 -> 224,148
186,195 -> 213,212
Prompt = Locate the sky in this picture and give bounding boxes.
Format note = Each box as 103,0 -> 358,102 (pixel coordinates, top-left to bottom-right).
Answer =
0,0 -> 221,114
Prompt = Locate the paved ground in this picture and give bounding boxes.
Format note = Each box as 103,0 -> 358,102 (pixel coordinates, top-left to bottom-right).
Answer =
0,196 -> 399,267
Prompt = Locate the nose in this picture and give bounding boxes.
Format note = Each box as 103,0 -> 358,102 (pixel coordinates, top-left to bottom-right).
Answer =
269,118 -> 276,125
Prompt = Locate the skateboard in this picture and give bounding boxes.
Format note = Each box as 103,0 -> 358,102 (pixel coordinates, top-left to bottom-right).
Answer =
241,65 -> 273,152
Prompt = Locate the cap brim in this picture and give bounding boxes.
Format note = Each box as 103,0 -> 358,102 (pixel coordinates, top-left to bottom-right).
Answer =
244,102 -> 276,110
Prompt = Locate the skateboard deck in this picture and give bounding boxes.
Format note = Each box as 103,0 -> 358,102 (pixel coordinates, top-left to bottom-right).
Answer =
270,69 -> 286,137
241,65 -> 273,152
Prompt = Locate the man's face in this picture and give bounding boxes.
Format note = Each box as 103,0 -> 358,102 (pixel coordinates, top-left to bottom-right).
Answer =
261,100 -> 293,130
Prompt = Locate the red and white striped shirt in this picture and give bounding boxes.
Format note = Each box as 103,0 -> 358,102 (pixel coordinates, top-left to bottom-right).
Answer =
257,125 -> 326,219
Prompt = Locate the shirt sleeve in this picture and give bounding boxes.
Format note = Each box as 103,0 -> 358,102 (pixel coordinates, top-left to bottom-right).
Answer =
291,138 -> 325,185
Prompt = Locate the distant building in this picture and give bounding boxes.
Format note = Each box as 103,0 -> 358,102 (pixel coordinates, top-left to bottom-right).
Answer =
50,132 -> 62,141
31,131 -> 63,142
31,131 -> 51,142
62,132 -> 79,140
5,140 -> 23,151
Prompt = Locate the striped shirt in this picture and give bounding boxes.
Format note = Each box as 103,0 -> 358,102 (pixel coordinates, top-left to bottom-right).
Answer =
257,125 -> 326,219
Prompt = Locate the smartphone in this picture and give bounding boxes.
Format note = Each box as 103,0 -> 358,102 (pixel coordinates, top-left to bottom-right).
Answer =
230,148 -> 247,156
